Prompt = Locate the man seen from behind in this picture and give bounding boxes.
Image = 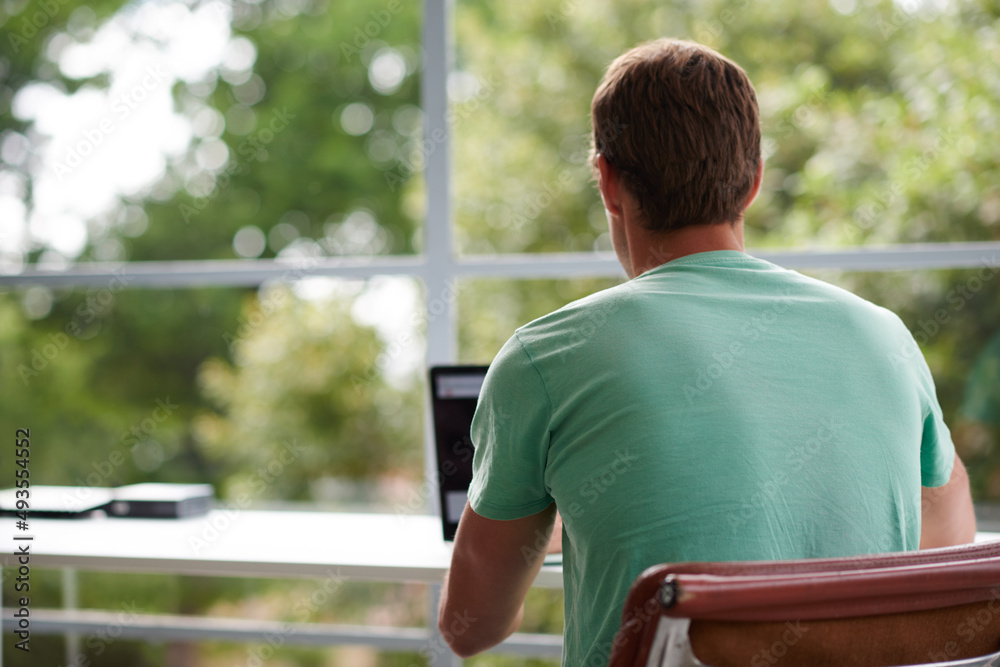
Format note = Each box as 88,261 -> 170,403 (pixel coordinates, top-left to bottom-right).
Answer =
438,38 -> 977,666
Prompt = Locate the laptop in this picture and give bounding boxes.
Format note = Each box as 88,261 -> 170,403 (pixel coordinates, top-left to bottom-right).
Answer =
429,365 -> 563,565
429,365 -> 489,540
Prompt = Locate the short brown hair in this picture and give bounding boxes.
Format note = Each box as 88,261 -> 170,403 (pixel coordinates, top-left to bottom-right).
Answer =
590,39 -> 761,232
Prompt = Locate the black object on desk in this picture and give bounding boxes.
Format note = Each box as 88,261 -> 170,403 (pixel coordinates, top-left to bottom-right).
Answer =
0,483 -> 214,519
106,483 -> 214,518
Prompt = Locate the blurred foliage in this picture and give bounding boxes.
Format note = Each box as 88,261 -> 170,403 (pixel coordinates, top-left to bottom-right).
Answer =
0,0 -> 429,494
1,0 -> 1000,664
2,0 -> 430,663
451,0 -> 1000,255
195,285 -> 422,498
133,0 -> 425,262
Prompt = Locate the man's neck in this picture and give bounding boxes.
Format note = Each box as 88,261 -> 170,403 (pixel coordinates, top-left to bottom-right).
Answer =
625,220 -> 745,277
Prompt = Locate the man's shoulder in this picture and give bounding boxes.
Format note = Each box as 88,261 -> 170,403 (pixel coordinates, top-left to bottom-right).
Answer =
780,266 -> 903,322
513,280 -> 635,340
506,256 -> 912,363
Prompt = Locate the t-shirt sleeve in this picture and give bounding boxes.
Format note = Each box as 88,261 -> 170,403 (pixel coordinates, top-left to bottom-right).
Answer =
920,400 -> 955,488
467,333 -> 554,520
908,335 -> 956,488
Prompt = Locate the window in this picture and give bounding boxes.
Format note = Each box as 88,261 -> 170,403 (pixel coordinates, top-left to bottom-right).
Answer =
2,0 -> 999,664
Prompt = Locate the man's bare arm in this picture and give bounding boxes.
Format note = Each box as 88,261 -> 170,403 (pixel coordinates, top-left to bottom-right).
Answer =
438,502 -> 557,658
920,453 -> 976,549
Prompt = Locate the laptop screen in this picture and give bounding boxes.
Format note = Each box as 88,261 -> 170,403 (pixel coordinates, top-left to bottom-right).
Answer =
429,365 -> 489,540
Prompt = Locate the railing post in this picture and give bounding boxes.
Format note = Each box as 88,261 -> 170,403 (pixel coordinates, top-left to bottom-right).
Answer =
62,568 -> 80,665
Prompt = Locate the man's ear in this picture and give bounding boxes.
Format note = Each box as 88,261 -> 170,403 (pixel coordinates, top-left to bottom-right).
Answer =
744,158 -> 764,210
597,154 -> 624,218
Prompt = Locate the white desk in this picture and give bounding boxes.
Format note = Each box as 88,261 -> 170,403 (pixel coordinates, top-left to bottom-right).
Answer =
3,511 -> 996,665
0,510 -> 564,666
0,510 -> 562,587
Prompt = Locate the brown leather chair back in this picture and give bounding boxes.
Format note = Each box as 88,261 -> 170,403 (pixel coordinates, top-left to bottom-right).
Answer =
609,541 -> 1000,667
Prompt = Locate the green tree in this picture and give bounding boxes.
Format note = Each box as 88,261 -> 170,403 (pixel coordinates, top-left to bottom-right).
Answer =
195,285 -> 422,500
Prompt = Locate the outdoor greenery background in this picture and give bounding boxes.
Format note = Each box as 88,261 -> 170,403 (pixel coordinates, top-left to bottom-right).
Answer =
1,0 -> 999,664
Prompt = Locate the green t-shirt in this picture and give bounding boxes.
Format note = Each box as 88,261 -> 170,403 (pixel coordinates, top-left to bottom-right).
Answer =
468,250 -> 955,667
